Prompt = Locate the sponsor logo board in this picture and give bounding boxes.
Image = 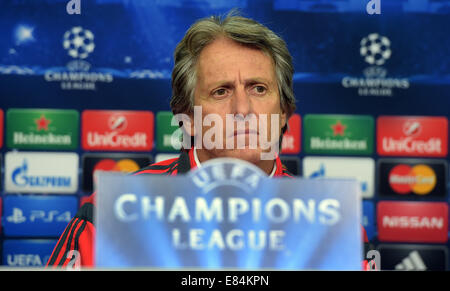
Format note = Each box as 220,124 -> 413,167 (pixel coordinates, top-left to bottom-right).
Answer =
82,153 -> 153,192
377,244 -> 448,271
281,114 -> 301,154
156,111 -> 182,152
4,152 -> 79,194
3,195 -> 77,236
378,159 -> 447,197
377,116 -> 448,157
303,156 -> 375,198
304,114 -> 374,155
82,110 -> 154,151
6,108 -> 79,150
377,201 -> 448,243
2,239 -> 57,267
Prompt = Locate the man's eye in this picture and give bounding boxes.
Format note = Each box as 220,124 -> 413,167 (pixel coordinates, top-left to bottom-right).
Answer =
252,86 -> 267,94
213,88 -> 228,97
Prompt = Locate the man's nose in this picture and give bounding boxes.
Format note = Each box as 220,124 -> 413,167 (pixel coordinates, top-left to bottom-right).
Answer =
232,86 -> 252,117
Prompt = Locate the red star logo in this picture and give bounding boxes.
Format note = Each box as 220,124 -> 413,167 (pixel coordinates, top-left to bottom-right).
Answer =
331,120 -> 346,136
35,115 -> 51,131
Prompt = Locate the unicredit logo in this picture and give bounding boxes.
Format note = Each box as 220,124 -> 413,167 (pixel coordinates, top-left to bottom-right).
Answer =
377,116 -> 448,157
86,131 -> 148,148
381,136 -> 442,154
403,121 -> 421,136
108,114 -> 127,132
82,110 -> 154,151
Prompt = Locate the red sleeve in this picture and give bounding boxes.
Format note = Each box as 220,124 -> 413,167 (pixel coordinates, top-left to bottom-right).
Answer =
362,225 -> 369,243
361,225 -> 376,271
46,200 -> 95,269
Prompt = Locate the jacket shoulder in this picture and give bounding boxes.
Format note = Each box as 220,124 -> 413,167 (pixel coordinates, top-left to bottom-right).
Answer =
133,157 -> 180,176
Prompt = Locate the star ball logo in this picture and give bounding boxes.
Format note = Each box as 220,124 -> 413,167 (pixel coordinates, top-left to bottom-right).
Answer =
360,33 -> 391,66
63,26 -> 94,59
44,26 -> 113,90
341,33 -> 409,97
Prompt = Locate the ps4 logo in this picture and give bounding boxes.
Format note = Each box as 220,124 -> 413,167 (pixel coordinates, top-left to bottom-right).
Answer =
308,164 -> 368,193
6,208 -> 72,224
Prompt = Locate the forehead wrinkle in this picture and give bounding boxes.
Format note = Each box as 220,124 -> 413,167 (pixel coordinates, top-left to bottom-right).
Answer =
196,38 -> 277,90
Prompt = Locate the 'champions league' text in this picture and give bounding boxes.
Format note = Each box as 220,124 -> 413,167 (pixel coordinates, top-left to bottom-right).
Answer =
113,194 -> 341,251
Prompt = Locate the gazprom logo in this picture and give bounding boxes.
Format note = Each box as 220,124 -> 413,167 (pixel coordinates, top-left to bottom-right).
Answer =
12,159 -> 72,188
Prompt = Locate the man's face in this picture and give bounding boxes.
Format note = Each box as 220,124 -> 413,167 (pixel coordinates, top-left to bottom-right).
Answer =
191,37 -> 286,166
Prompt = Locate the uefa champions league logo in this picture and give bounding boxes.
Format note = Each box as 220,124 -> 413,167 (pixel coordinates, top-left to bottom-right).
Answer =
63,26 -> 95,59
44,26 -> 112,90
360,33 -> 391,66
189,158 -> 267,195
341,32 -> 409,97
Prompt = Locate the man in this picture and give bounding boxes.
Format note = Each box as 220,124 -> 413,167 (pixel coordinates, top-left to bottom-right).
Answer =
46,13 -> 368,268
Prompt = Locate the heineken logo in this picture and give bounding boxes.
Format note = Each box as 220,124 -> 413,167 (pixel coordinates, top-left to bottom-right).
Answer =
7,109 -> 79,150
35,115 -> 51,131
304,114 -> 374,155
331,120 -> 346,136
156,111 -> 181,152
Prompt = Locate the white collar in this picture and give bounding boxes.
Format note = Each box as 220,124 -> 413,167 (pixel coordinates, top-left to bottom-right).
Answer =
193,147 -> 276,177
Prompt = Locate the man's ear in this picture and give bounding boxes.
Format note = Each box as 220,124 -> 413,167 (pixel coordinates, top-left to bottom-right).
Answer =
187,111 -> 195,137
281,108 -> 287,130
176,111 -> 195,138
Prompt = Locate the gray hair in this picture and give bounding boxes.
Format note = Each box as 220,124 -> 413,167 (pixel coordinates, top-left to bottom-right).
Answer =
170,12 -> 296,131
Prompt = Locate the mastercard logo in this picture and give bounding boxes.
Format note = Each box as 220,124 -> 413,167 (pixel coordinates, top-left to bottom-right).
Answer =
93,159 -> 141,183
388,164 -> 436,195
